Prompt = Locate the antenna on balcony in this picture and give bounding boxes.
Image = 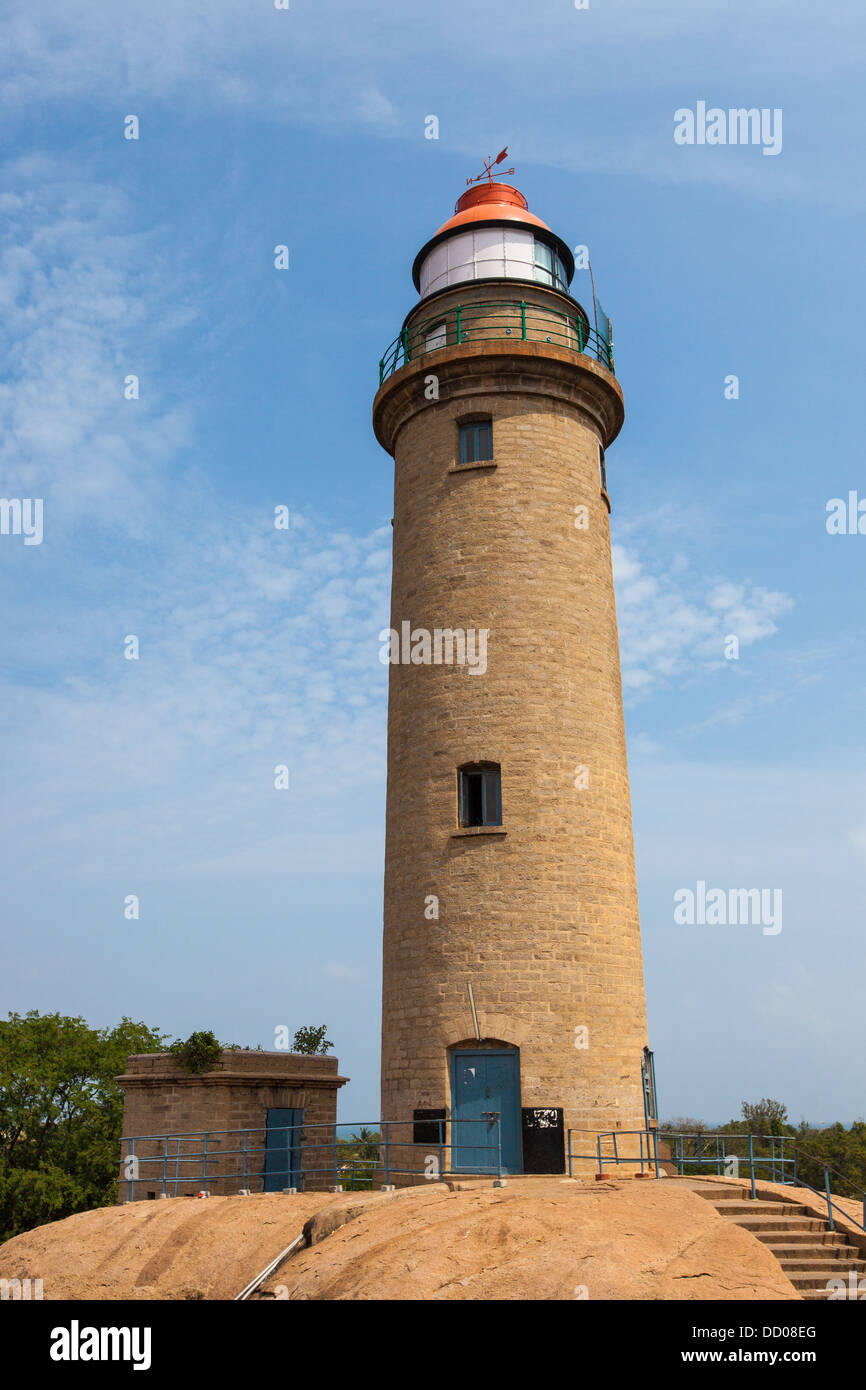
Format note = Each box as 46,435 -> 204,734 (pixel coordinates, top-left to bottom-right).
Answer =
466,147 -> 515,187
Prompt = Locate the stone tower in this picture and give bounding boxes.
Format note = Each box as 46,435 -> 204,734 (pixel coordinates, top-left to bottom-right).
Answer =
373,171 -> 653,1178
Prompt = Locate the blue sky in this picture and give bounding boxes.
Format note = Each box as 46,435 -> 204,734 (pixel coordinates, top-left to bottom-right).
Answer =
1,0 -> 864,1127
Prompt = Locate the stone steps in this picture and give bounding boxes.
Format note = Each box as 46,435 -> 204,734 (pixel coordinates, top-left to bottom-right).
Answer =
702,1187 -> 865,1301
753,1227 -> 849,1246
726,1213 -> 834,1233
775,1257 -> 866,1276
768,1244 -> 863,1267
718,1200 -> 810,1217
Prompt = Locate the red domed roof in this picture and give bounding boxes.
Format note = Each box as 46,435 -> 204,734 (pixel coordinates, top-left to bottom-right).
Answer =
433,182 -> 551,237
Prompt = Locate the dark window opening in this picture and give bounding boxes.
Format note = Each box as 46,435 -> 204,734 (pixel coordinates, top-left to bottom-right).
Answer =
413,1108 -> 447,1146
459,420 -> 493,465
599,444 -> 607,494
458,763 -> 502,827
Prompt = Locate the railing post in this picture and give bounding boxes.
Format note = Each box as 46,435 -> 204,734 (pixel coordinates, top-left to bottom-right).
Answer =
520,301 -> 526,340
203,1132 -> 208,1192
824,1166 -> 835,1230
333,1125 -> 338,1190
456,306 -> 462,344
242,1129 -> 248,1190
496,1118 -> 503,1182
577,317 -> 585,353
567,1130 -> 573,1179
697,1131 -> 702,1175
401,327 -> 409,366
439,1119 -> 444,1184
653,1129 -> 661,1180
596,1132 -> 603,1177
613,1130 -> 619,1168
639,1129 -> 644,1174
384,1121 -> 390,1187
379,359 -> 384,387
748,1135 -> 756,1200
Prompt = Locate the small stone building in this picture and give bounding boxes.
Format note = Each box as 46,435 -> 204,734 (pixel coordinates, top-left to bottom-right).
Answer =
117,1050 -> 348,1200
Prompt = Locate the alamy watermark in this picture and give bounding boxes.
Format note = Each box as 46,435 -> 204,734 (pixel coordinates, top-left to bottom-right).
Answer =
826,492 -> 866,535
674,880 -> 782,936
50,1322 -> 151,1370
0,498 -> 43,544
674,103 -> 782,156
1,1277 -> 43,1300
827,1271 -> 866,1300
379,622 -> 489,675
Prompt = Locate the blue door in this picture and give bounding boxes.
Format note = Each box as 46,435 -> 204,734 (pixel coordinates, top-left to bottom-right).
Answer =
264,1108 -> 302,1191
450,1050 -> 522,1174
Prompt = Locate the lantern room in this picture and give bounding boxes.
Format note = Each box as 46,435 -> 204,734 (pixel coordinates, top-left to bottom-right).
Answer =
411,180 -> 575,300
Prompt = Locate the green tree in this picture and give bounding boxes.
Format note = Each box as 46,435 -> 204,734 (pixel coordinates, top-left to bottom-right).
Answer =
291,1025 -> 333,1055
336,1128 -> 381,1190
793,1119 -> 866,1194
0,1010 -> 168,1243
739,1098 -> 792,1138
168,1030 -> 223,1073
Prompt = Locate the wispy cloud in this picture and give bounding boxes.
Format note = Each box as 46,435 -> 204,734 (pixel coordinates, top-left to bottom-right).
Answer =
613,543 -> 792,692
356,87 -> 400,130
0,159 -> 196,526
1,0 -> 862,205
0,508 -> 391,874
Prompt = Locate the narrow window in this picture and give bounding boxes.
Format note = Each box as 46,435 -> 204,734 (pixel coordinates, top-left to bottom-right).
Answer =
458,420 -> 493,465
458,763 -> 502,827
598,443 -> 607,494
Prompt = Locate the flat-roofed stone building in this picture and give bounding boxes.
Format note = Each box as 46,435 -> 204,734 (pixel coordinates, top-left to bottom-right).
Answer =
117,1050 -> 348,1198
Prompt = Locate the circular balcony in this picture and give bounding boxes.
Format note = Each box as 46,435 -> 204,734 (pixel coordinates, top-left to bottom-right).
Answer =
378,296 -> 614,386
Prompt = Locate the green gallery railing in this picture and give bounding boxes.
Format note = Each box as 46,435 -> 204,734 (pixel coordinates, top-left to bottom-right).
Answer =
378,297 -> 614,385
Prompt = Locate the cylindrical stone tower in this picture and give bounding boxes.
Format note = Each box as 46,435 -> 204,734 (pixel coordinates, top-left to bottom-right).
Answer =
373,172 -> 652,1178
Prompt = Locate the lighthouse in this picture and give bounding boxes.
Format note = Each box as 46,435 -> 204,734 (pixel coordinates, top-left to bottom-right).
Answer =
373,157 -> 653,1177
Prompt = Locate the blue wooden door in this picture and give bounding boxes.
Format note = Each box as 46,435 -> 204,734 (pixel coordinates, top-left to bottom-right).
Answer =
264,1107 -> 302,1191
450,1050 -> 522,1174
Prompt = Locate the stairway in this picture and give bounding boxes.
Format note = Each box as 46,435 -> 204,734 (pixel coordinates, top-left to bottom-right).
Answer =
687,1182 -> 866,1301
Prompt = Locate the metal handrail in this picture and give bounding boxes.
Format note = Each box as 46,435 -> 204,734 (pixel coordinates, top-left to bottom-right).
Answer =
378,297 -> 614,385
789,1144 -> 866,1233
119,1116 -> 503,1200
568,1128 -> 866,1235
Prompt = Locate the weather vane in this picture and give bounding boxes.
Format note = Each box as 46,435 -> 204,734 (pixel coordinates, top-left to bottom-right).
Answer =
466,147 -> 515,187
